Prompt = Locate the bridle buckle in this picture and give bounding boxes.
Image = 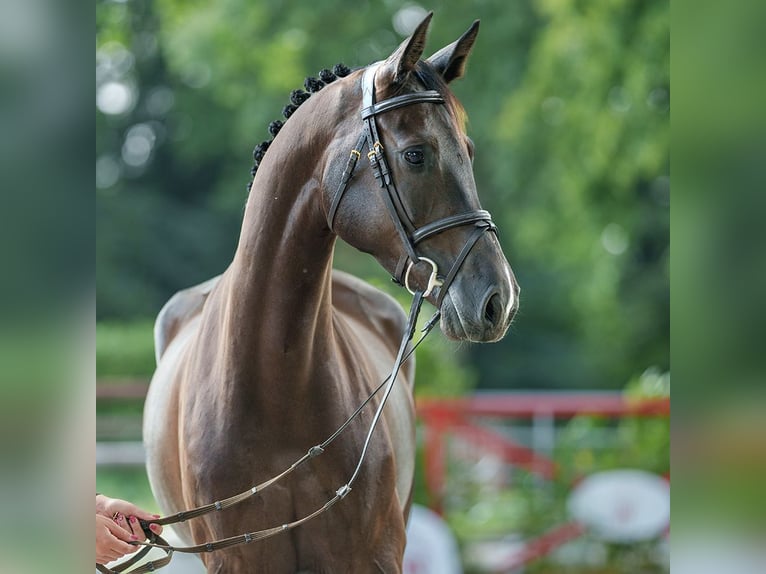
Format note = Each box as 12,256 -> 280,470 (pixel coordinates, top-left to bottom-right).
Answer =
367,141 -> 383,161
405,257 -> 442,297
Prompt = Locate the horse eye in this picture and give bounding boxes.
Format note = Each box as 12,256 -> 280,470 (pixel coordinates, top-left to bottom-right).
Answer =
404,149 -> 424,165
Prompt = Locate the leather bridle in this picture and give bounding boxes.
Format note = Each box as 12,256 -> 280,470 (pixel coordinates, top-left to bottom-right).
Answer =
328,63 -> 497,305
98,62 -> 497,574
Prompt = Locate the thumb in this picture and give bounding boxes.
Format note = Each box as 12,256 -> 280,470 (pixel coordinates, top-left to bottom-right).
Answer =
117,502 -> 160,522
132,508 -> 161,522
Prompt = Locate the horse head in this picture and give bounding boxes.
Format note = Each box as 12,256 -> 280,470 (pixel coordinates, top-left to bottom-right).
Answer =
323,14 -> 519,343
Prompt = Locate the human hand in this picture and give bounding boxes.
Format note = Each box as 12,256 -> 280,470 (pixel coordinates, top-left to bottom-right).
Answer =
96,513 -> 139,565
95,494 -> 163,538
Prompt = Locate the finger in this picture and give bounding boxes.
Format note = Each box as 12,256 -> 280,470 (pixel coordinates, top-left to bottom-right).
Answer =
127,514 -> 163,537
110,500 -> 160,521
107,518 -> 139,544
127,515 -> 144,539
97,552 -> 118,565
113,513 -> 133,535
141,521 -> 162,535
108,535 -> 136,556
132,507 -> 161,521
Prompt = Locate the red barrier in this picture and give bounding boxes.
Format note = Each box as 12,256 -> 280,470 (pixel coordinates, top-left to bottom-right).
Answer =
416,391 -> 669,570
417,392 -> 669,513
492,522 -> 588,572
418,392 -> 670,419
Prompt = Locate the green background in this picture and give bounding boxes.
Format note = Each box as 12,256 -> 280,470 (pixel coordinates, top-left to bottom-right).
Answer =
96,1 -> 669,571
97,0 -> 668,392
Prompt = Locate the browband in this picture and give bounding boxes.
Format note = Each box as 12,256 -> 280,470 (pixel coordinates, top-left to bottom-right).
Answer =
361,91 -> 444,119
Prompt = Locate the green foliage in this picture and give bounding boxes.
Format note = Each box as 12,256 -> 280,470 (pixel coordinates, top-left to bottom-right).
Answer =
473,0 -> 669,390
413,332 -> 478,398
449,483 -> 536,540
97,320 -> 156,377
552,370 -> 670,486
96,0 -> 667,391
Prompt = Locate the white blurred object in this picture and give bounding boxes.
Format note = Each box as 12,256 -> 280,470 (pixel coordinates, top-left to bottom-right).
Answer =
464,535 -> 525,573
567,469 -> 670,542
95,441 -> 145,466
392,5 -> 429,37
404,504 -> 462,574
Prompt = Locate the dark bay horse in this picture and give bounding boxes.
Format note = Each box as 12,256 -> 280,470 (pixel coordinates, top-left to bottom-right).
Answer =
144,14 -> 519,573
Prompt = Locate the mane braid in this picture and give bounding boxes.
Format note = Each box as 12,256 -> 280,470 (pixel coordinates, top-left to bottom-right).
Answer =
247,63 -> 352,192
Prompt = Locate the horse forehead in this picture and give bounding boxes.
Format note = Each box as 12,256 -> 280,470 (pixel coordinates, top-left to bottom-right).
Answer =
408,82 -> 468,137
385,102 -> 466,144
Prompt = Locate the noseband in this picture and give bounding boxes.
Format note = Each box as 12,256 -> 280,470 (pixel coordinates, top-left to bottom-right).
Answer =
328,63 -> 497,304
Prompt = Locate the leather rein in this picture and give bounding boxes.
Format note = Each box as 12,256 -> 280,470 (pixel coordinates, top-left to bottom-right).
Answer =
98,62 -> 497,574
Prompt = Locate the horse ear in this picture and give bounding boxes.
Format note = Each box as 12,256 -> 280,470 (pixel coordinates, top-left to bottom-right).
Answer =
378,12 -> 433,86
426,20 -> 480,83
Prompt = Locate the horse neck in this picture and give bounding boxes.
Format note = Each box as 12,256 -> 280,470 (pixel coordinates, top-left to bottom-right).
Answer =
223,111 -> 338,384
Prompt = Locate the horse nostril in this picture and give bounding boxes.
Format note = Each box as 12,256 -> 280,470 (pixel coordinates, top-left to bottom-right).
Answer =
483,292 -> 503,327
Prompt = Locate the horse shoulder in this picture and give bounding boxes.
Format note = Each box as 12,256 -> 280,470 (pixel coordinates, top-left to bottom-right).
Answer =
332,271 -> 417,516
153,275 -> 221,363
331,269 -> 409,350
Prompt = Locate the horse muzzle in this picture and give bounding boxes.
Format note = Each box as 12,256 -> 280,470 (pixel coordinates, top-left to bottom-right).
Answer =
438,266 -> 519,343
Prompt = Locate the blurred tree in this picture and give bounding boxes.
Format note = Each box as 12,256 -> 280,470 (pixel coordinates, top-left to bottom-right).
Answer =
96,0 -> 667,391
473,0 -> 669,390
97,0 -> 241,318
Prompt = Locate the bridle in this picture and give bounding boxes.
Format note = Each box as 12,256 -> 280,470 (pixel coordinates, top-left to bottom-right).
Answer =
328,62 -> 497,304
98,62 -> 497,574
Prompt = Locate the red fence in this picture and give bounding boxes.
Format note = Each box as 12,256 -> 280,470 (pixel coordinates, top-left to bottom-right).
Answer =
416,392 -> 670,571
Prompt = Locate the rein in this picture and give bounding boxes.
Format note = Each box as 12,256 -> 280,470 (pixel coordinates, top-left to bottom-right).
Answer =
99,62 -> 496,574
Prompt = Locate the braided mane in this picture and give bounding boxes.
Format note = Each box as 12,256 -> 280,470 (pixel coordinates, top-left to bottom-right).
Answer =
247,63 -> 352,191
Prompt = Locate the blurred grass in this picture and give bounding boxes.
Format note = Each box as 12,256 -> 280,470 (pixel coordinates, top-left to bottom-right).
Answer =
97,320 -> 155,378
96,468 -> 159,515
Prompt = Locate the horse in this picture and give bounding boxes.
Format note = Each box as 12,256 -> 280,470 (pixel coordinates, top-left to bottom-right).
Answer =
143,13 -> 519,573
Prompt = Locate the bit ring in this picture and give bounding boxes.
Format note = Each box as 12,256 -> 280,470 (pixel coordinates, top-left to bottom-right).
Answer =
405,257 -> 442,297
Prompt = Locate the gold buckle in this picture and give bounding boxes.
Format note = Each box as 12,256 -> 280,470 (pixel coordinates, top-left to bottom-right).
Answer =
367,141 -> 384,160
